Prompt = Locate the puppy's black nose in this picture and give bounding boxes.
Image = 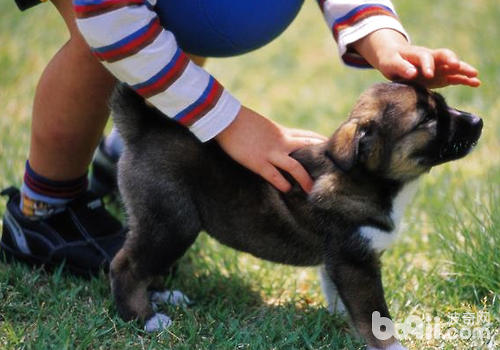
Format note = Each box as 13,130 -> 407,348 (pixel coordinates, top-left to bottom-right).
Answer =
461,110 -> 483,126
464,113 -> 483,135
448,107 -> 483,141
448,107 -> 482,125
471,116 -> 483,141
475,117 -> 483,132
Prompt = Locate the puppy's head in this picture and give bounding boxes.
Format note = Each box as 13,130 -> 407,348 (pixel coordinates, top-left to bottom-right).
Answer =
326,82 -> 483,181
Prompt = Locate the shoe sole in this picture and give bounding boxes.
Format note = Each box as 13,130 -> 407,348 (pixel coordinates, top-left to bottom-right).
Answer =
0,240 -> 100,278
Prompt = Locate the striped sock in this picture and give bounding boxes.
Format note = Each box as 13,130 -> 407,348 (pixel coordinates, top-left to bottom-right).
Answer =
20,160 -> 88,219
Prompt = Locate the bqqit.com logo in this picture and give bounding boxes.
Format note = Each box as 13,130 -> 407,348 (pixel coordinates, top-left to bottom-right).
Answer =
372,311 -> 497,347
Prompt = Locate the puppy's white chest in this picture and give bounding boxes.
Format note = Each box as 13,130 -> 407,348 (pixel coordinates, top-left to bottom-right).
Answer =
360,180 -> 419,252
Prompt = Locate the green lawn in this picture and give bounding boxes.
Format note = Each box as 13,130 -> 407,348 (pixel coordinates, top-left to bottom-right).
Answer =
0,0 -> 499,349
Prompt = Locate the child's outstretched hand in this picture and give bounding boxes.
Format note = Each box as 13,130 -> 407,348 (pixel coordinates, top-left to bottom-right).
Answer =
352,29 -> 481,88
215,106 -> 327,193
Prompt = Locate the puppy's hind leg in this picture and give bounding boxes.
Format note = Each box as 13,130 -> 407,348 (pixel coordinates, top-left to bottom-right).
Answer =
110,227 -> 198,331
110,190 -> 200,332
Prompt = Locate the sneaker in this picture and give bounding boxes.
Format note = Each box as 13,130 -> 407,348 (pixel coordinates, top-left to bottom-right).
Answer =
89,140 -> 119,197
0,187 -> 126,277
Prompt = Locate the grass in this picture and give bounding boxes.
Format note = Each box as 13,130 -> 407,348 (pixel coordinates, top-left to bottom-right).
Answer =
0,0 -> 499,349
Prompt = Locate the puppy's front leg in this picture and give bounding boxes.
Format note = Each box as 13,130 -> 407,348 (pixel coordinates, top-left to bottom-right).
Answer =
318,265 -> 346,315
325,253 -> 406,350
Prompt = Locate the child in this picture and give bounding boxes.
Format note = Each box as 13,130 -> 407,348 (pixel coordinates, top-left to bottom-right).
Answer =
1,0 -> 479,275
74,0 -> 480,193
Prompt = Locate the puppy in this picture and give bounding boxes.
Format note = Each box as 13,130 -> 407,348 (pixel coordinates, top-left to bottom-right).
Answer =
109,82 -> 482,349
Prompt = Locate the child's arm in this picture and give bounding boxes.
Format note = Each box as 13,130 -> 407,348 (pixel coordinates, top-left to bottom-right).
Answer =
74,0 -> 240,143
74,0 -> 325,193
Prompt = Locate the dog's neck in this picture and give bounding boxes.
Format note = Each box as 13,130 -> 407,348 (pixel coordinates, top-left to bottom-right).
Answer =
292,143 -> 421,226
390,179 -> 420,227
359,178 -> 420,252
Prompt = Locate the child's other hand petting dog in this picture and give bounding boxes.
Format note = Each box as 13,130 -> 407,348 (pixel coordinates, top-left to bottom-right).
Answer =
352,28 -> 481,88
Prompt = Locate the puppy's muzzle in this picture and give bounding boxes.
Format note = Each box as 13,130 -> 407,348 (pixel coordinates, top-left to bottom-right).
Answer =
448,107 -> 483,141
440,107 -> 483,160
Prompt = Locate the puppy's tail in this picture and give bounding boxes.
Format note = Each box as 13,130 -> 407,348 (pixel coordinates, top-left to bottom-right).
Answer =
111,83 -> 197,148
110,84 -> 152,144
111,83 -> 184,145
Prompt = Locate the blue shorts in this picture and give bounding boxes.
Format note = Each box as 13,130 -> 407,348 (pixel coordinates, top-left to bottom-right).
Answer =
156,0 -> 304,57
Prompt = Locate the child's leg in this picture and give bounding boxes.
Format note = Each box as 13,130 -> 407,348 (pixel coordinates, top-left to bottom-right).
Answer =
1,0 -> 123,276
28,0 -> 115,181
21,0 -> 116,217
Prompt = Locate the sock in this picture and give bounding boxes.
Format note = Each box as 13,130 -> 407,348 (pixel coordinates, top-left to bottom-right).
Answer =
103,127 -> 124,162
20,160 -> 88,219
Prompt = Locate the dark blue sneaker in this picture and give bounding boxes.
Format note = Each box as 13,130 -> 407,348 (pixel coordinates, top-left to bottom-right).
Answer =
89,140 -> 119,197
0,187 -> 126,277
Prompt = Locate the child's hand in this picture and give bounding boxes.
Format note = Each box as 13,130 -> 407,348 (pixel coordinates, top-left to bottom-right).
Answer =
215,106 -> 327,192
351,29 -> 481,88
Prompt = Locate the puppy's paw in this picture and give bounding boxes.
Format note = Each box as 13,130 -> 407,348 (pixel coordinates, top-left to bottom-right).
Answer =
144,313 -> 172,332
150,290 -> 192,306
367,341 -> 408,350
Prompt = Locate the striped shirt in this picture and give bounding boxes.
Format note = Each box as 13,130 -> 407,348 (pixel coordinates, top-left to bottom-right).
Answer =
74,0 -> 408,141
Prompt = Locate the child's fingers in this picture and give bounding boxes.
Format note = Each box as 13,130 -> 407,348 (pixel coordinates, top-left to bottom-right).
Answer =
286,128 -> 328,141
432,50 -> 478,81
270,153 -> 313,193
454,61 -> 479,77
377,56 -> 415,80
400,47 -> 435,78
436,60 -> 478,78
259,162 -> 292,193
287,134 -> 327,151
291,137 -> 326,148
432,48 -> 460,68
379,53 -> 417,80
446,75 -> 481,87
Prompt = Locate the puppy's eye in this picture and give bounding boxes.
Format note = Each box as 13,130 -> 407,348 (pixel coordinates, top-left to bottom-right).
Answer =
360,122 -> 375,137
418,113 -> 434,127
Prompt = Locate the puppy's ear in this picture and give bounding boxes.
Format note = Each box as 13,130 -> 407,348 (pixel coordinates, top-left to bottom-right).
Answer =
326,120 -> 360,171
327,120 -> 378,172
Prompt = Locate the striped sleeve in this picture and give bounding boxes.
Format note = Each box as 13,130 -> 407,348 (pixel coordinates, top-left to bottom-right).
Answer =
316,0 -> 410,68
73,0 -> 241,142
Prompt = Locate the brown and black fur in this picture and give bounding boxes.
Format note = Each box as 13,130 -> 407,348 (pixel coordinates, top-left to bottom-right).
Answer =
109,82 -> 482,349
